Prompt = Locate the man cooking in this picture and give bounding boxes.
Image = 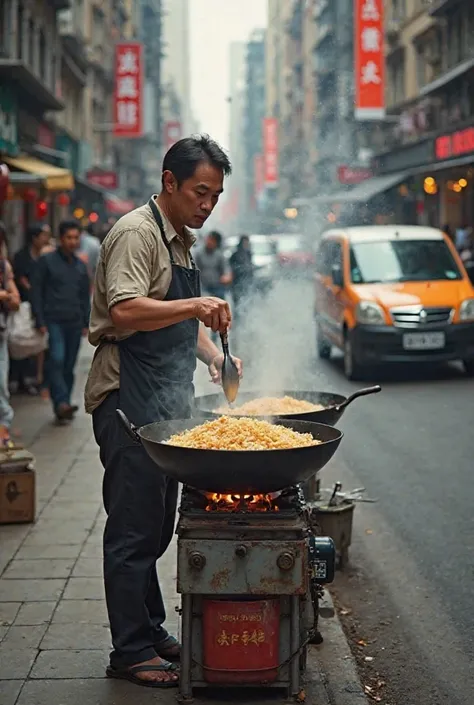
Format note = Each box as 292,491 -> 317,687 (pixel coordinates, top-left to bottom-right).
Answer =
85,135 -> 242,689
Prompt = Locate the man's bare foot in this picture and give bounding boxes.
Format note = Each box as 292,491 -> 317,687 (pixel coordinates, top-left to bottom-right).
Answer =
128,656 -> 179,683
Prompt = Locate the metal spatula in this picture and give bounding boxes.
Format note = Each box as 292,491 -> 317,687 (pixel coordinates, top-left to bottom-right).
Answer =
220,331 -> 240,404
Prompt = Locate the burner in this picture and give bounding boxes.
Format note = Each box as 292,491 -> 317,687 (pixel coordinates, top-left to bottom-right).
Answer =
205,492 -> 281,513
179,485 -> 305,518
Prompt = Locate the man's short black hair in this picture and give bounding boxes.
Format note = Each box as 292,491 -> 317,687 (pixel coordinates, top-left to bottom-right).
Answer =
208,230 -> 223,247
162,134 -> 232,187
26,223 -> 47,244
58,220 -> 80,238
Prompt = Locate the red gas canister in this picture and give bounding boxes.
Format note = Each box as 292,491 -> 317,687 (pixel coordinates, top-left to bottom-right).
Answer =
202,598 -> 280,684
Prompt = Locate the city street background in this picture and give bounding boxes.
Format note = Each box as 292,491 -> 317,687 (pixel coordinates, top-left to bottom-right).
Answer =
0,280 -> 473,704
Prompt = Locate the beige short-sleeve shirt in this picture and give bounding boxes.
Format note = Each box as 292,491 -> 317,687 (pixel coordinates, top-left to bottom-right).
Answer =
84,197 -> 195,414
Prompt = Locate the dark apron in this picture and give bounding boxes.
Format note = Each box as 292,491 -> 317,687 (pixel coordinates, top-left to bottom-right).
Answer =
117,198 -> 200,428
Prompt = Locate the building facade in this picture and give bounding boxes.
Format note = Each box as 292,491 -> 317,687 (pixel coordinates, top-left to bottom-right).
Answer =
0,0 -> 167,246
242,28 -> 266,229
376,0 -> 474,230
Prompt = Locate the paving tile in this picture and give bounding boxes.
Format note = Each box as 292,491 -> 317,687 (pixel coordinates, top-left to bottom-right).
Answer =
16,678 -> 178,705
52,600 -> 108,625
0,680 -> 24,705
71,558 -> 103,578
0,625 -> 8,642
14,601 -> 56,626
1,624 -> 47,648
40,502 -> 100,520
30,649 -> 109,679
41,622 -> 110,650
63,578 -> 104,601
2,559 -> 74,580
0,646 -> 36,679
0,602 -> 21,626
22,528 -> 89,546
15,544 -> 83,560
0,579 -> 65,602
79,543 -> 102,558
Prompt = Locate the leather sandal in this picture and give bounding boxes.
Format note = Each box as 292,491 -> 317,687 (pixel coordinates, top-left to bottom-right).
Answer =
106,661 -> 179,688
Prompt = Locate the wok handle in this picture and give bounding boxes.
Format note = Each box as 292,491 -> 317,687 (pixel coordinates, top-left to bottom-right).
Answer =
116,409 -> 140,442
336,385 -> 381,412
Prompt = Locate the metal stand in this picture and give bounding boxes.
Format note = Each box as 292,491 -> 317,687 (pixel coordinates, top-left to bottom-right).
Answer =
178,594 -> 194,702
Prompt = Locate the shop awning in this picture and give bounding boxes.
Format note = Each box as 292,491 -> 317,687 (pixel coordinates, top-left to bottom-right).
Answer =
293,171 -> 410,207
3,155 -> 74,191
420,57 -> 474,97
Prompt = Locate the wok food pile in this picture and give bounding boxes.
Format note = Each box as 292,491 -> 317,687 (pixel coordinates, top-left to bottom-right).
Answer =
215,395 -> 325,416
165,416 -> 322,451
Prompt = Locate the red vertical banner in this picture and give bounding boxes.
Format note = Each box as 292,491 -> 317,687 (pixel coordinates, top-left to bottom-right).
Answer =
113,42 -> 144,138
164,121 -> 182,152
354,0 -> 385,120
262,118 -> 279,187
254,154 -> 264,200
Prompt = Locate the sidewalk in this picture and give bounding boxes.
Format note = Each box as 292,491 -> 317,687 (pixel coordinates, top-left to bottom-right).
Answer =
0,345 -> 364,705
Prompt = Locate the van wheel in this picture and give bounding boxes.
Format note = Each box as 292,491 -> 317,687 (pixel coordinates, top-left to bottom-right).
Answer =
463,359 -> 474,377
316,325 -> 332,359
343,332 -> 364,381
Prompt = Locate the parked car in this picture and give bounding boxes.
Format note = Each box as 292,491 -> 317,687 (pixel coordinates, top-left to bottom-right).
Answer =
274,234 -> 315,275
223,234 -> 277,292
313,225 -> 474,380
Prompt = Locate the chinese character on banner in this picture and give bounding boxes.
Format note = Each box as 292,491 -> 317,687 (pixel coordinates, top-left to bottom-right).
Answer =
263,117 -> 279,187
354,0 -> 385,120
113,43 -> 143,138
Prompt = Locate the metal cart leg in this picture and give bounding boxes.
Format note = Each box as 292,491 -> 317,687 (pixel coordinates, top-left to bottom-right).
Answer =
178,594 -> 193,702
289,595 -> 300,696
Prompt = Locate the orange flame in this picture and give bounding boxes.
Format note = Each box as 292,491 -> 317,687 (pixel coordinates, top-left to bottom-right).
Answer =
205,493 -> 279,512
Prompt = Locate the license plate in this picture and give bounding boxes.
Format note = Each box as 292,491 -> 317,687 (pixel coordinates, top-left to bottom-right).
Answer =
402,332 -> 445,351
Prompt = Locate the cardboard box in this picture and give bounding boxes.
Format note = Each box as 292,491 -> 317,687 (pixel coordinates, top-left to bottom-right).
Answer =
0,467 -> 36,524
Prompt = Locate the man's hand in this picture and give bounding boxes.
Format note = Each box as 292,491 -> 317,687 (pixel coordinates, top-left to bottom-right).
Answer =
208,354 -> 243,384
38,326 -> 47,335
193,296 -> 231,334
0,290 -> 10,302
82,328 -> 88,337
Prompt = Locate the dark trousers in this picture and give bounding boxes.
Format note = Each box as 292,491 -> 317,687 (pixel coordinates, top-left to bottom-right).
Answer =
92,390 -> 179,668
46,322 -> 82,411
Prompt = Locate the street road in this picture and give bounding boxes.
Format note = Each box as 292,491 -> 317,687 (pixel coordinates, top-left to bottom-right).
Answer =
225,279 -> 474,705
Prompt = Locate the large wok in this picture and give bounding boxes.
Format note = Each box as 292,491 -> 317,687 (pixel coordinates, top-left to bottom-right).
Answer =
117,410 -> 343,494
194,385 -> 381,426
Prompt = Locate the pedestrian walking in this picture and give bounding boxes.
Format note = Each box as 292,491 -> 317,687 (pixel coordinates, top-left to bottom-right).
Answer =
31,220 -> 90,422
194,230 -> 229,300
229,235 -> 254,318
0,221 -> 21,447
77,225 -> 101,286
11,223 -> 52,395
85,135 -> 241,688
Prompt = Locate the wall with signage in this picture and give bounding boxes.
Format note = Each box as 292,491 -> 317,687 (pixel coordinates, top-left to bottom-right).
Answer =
0,86 -> 18,156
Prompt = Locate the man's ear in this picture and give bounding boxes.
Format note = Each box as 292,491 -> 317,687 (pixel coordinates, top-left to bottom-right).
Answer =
162,170 -> 177,194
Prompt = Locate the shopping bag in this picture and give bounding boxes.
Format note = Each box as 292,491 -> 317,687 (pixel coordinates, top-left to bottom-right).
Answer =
8,302 -> 48,360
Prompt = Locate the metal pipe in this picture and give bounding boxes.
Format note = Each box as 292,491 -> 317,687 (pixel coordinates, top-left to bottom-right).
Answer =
289,595 -> 300,696
179,594 -> 193,701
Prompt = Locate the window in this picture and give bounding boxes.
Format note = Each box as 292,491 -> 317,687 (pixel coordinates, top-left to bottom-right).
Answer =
388,54 -> 405,107
315,239 -> 342,276
349,240 -> 462,284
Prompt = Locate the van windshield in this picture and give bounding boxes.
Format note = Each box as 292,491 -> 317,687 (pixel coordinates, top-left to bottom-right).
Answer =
350,239 -> 462,284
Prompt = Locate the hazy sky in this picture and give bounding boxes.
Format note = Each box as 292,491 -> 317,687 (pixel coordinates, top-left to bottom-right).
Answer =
189,0 -> 267,150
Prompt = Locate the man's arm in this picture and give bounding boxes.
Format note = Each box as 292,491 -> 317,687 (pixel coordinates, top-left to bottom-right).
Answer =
197,324 -> 220,365
106,229 -> 230,333
0,261 -> 21,311
30,256 -> 47,327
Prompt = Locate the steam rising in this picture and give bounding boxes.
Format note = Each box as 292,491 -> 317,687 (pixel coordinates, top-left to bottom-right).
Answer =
231,275 -> 319,394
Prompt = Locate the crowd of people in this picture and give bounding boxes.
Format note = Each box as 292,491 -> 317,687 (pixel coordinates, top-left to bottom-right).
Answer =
0,218 -> 100,446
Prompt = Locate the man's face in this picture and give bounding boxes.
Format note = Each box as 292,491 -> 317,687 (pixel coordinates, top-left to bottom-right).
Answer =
163,162 -> 224,229
60,228 -> 81,254
205,235 -> 217,250
35,229 -> 51,250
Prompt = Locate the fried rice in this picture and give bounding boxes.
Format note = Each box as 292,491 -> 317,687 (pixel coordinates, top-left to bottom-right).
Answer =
165,416 -> 321,451
215,395 -> 325,416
